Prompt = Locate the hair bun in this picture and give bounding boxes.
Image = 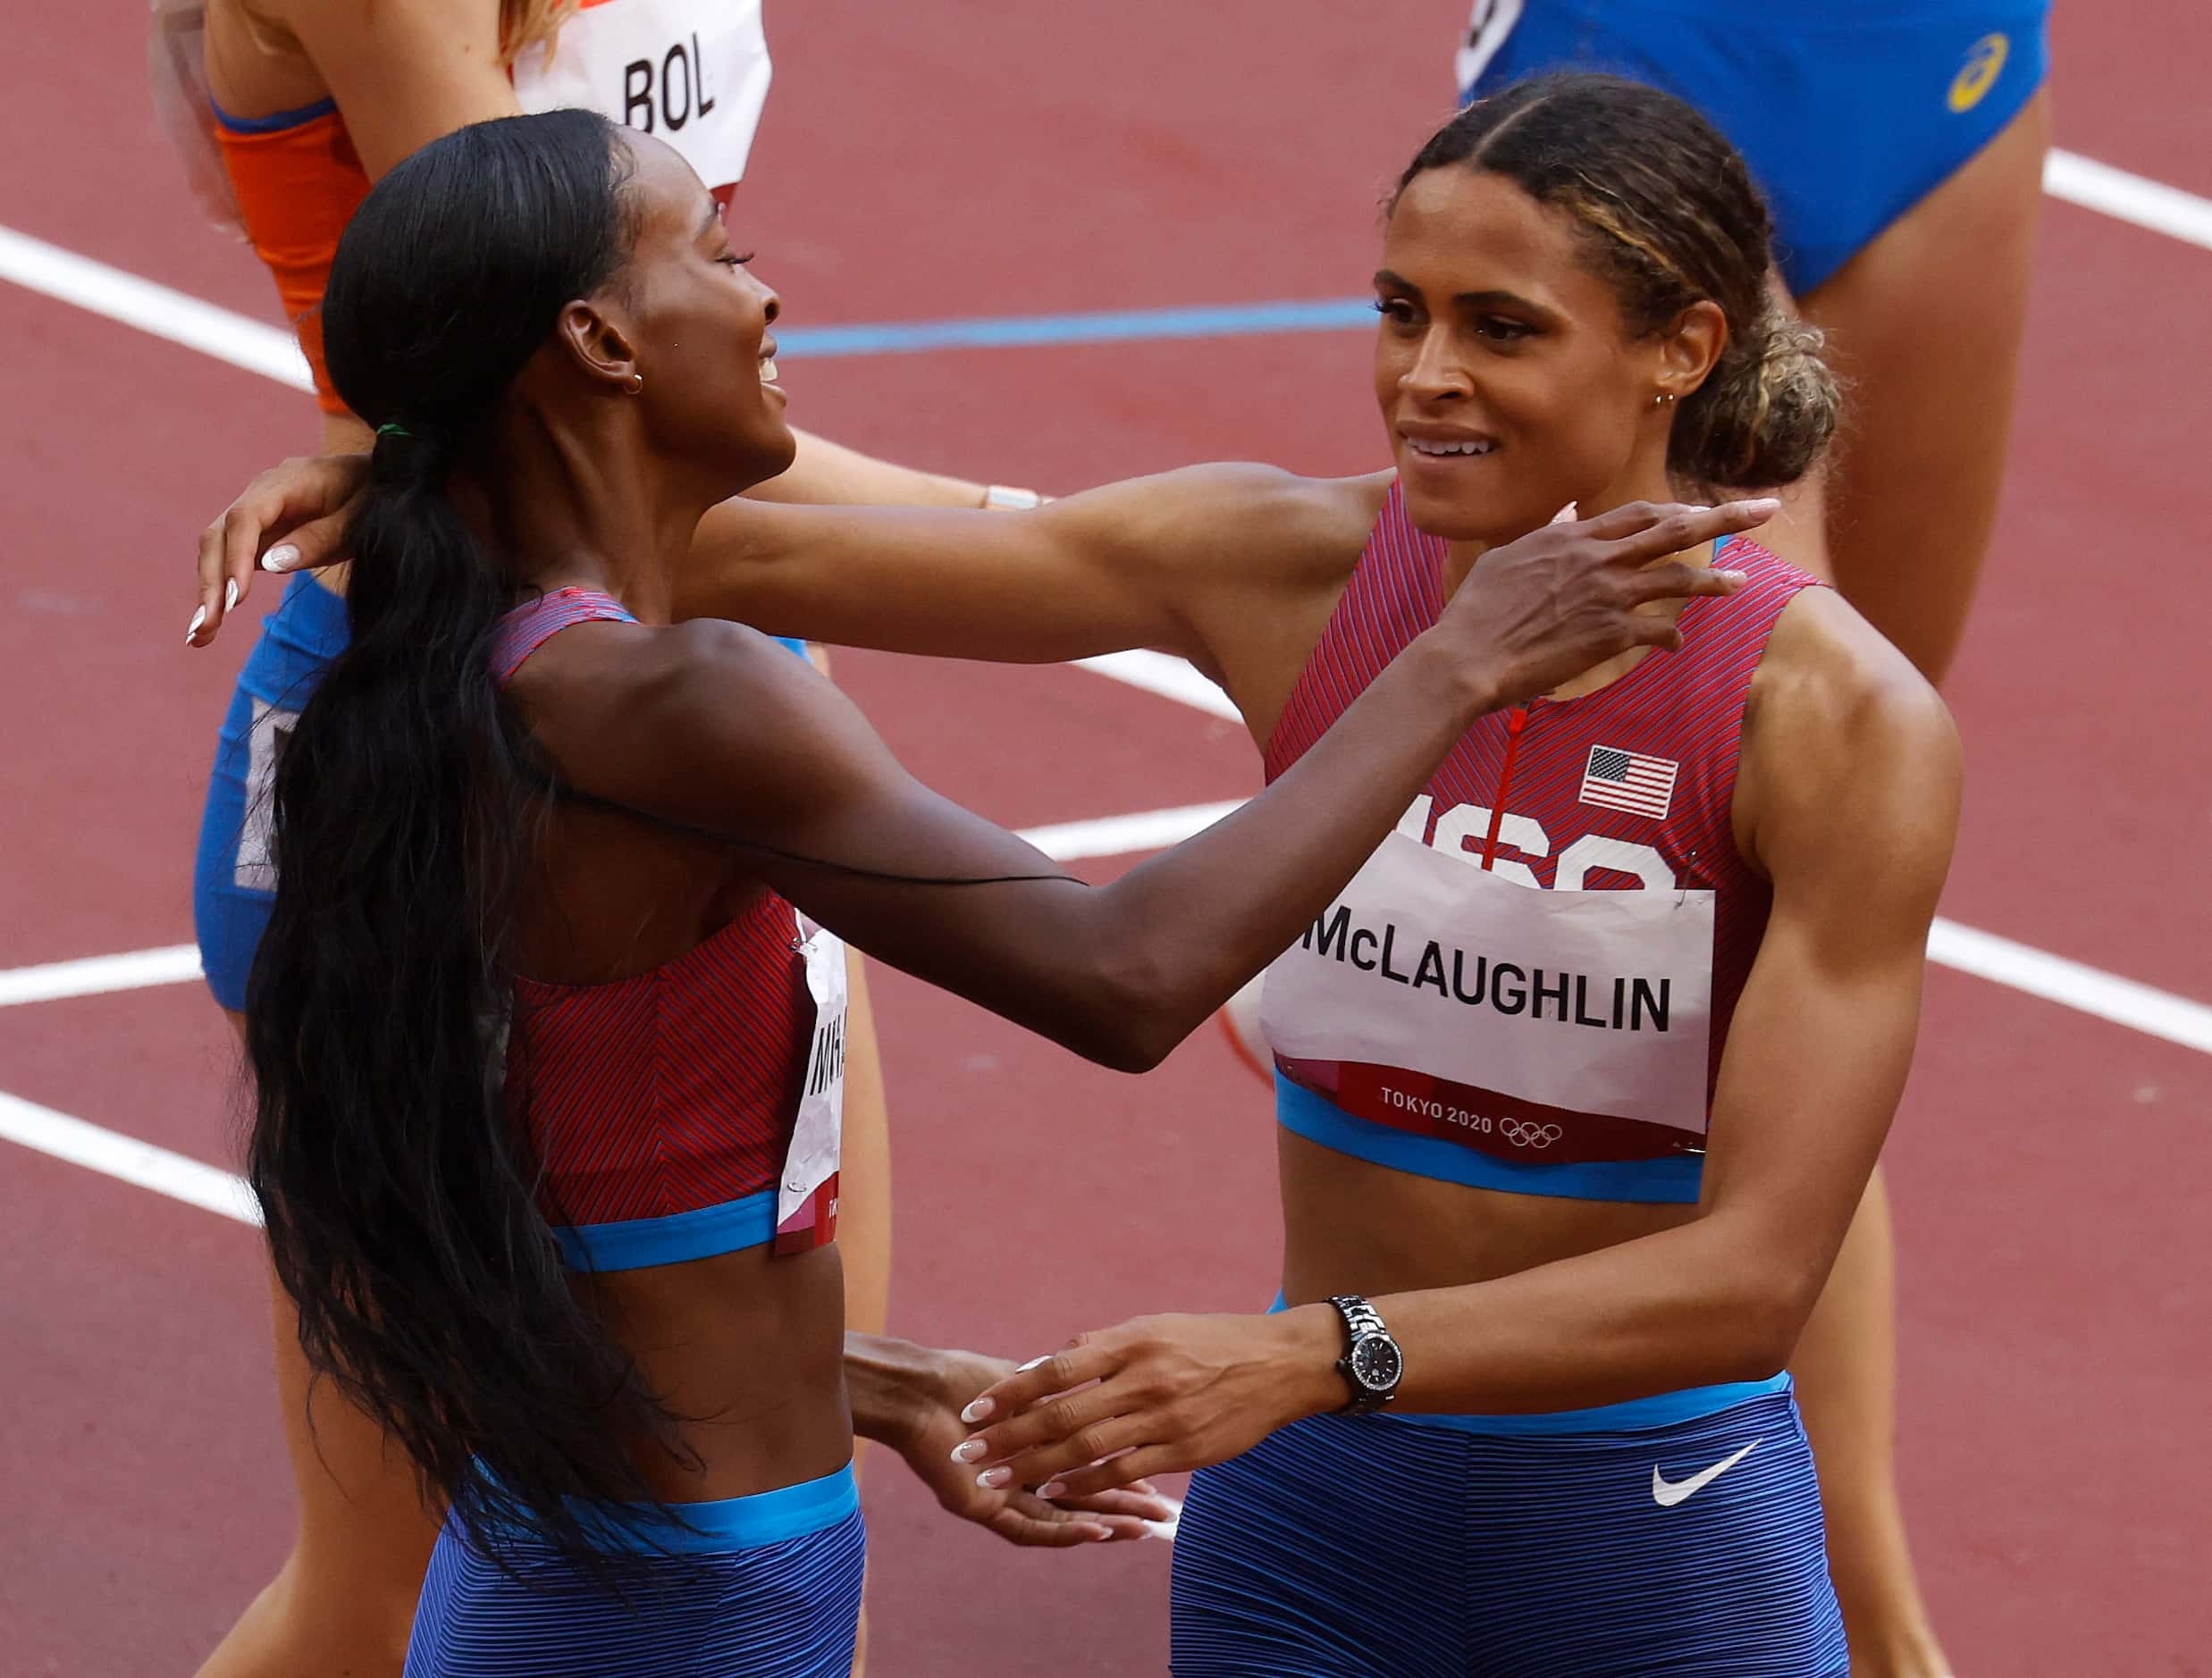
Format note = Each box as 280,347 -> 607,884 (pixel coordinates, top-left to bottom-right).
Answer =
1672,308 -> 1840,490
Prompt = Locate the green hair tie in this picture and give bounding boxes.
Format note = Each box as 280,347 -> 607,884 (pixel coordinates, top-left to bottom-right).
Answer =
376,422 -> 412,440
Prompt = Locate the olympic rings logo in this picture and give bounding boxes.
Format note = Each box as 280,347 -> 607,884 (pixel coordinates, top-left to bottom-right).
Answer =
1498,1119 -> 1565,1149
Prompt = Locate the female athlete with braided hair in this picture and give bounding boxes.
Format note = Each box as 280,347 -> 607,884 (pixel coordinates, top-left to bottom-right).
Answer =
1429,13 -> 2052,1669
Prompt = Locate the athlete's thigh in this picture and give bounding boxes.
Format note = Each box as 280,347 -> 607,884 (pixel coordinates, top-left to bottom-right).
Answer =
1171,1416 -> 1467,1678
1797,88 -> 2050,684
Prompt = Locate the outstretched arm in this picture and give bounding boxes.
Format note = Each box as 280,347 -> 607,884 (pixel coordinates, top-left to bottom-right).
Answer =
679,463 -> 1375,667
751,427 -> 1020,512
527,502 -> 1769,1072
951,590 -> 1960,1492
192,457 -> 1362,669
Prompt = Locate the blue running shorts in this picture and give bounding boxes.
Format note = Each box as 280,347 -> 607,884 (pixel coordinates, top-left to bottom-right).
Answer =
1172,1388 -> 1845,1676
1456,0 -> 2050,294
405,1462 -> 865,1677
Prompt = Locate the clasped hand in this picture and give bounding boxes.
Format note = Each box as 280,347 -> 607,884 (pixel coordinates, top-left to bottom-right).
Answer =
947,1308 -> 1345,1502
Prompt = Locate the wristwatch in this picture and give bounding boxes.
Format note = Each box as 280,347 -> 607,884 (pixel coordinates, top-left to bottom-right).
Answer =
1326,1294 -> 1403,1415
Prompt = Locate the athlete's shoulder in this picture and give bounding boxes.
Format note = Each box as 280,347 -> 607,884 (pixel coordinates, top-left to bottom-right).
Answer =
1759,586 -> 1951,741
521,615 -> 844,823
510,614 -> 797,720
1742,587 -> 1959,867
1205,463 -> 1392,550
638,617 -> 815,709
1109,462 -> 1391,579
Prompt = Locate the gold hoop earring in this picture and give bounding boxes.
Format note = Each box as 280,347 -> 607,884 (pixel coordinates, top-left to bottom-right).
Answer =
627,373 -> 644,395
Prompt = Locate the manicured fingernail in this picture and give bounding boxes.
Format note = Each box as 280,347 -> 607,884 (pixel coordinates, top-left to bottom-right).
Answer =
960,1398 -> 994,1424
186,606 -> 206,642
1016,1356 -> 1049,1372
223,578 -> 240,612
1091,1527 -> 1114,1541
976,1467 -> 1013,1489
1719,570 -> 1749,583
1038,1481 -> 1067,1499
949,1439 -> 986,1464
262,544 -> 299,573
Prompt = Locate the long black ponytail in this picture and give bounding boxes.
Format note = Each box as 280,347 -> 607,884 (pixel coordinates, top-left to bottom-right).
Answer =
243,109 -> 676,1562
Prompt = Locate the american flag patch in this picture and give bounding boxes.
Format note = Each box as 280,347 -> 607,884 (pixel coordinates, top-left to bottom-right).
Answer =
1579,745 -> 1678,820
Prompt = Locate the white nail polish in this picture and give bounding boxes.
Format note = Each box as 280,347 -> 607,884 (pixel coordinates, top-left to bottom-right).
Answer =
185,607 -> 206,642
977,1467 -> 1011,1489
949,1439 -> 985,1464
1038,1481 -> 1067,1500
960,1399 -> 991,1424
1015,1355 -> 1049,1372
262,544 -> 299,573
223,579 -> 240,612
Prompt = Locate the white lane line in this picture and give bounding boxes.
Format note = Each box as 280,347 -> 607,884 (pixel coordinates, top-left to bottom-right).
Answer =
2044,149 -> 2212,252
0,1088 -> 259,1226
0,222 -> 312,390
0,943 -> 204,1008
1926,919 -> 2212,1055
2,147 -> 2206,398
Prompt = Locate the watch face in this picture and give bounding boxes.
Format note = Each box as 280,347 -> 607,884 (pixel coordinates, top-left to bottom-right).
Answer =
1350,1335 -> 1402,1393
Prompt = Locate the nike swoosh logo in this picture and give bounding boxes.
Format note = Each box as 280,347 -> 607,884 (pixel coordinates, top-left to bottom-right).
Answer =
1651,1439 -> 1760,1507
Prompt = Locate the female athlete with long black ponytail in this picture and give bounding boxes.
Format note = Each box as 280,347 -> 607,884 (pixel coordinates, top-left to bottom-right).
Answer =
246,105 -> 1755,1672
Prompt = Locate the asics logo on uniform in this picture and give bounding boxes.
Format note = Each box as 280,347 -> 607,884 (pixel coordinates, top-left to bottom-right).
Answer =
1651,1439 -> 1759,1507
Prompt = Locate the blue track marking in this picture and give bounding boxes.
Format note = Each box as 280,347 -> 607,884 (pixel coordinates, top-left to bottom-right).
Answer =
776,298 -> 1373,357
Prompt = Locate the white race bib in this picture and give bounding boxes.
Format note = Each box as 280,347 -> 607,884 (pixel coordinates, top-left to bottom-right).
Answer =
774,912 -> 845,1253
512,0 -> 772,195
1263,831 -> 1714,1162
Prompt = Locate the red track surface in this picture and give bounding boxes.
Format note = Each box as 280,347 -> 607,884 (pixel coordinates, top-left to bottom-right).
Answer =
3,3 -> 2208,1673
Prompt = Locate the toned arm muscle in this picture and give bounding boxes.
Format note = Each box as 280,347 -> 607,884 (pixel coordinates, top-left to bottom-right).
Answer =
1366,591 -> 1962,1414
532,613 -> 1489,1070
534,501 -> 1764,1075
675,464 -> 1384,670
